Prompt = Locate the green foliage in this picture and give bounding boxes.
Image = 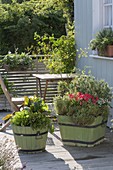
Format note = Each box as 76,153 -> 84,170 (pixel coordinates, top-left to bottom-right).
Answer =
53,0 -> 74,26
11,110 -> 51,130
57,80 -> 70,96
89,28 -> 113,56
58,73 -> 113,102
0,0 -> 66,54
24,95 -> 49,113
54,94 -> 109,125
34,29 -> 76,73
70,74 -> 113,102
0,51 -> 34,70
11,96 -> 54,132
54,73 -> 112,125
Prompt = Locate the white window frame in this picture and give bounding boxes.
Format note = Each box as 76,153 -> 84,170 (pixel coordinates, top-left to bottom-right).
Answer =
92,0 -> 113,35
103,0 -> 113,29
92,0 -> 113,56
92,0 -> 103,36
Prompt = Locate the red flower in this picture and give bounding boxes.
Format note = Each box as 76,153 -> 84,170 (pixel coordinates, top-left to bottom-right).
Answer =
83,93 -> 92,101
68,92 -> 99,104
69,94 -> 75,99
76,92 -> 84,101
92,96 -> 99,104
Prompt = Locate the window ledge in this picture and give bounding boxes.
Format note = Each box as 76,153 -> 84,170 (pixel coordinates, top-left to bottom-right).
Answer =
89,55 -> 113,61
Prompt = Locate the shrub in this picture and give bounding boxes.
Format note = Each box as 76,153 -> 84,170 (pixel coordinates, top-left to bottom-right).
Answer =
54,73 -> 113,125
0,1 -> 66,54
34,30 -> 76,73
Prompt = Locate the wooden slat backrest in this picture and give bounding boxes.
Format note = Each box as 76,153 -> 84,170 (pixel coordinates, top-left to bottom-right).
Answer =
0,55 -> 58,103
0,74 -> 19,111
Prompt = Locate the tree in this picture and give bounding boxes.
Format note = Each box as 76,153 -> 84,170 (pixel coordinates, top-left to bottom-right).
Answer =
0,0 -> 66,54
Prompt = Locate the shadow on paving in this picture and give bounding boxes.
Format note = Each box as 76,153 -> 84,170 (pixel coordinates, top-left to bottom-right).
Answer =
19,150 -> 70,170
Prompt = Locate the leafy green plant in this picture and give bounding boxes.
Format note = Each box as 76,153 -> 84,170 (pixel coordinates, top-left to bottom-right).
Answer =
11,96 -> 54,132
57,80 -> 70,96
0,0 -> 66,55
70,74 -> 112,102
89,28 -> 113,56
1,51 -> 34,71
54,73 -> 113,125
34,29 -> 76,73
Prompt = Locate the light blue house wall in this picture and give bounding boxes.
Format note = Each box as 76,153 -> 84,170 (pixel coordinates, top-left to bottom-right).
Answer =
74,0 -> 93,72
74,0 -> 92,49
74,0 -> 113,126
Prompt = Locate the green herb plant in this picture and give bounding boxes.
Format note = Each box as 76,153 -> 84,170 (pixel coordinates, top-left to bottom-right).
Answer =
11,96 -> 54,133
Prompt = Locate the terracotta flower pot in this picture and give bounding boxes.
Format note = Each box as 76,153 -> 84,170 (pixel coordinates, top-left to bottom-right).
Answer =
105,45 -> 113,57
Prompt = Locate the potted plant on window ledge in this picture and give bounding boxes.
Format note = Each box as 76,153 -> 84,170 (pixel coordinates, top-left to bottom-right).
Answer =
10,96 -> 54,152
53,73 -> 112,147
89,28 -> 113,57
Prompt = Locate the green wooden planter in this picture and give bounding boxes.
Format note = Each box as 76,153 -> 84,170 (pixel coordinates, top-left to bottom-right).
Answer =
12,125 -> 48,152
58,115 -> 107,147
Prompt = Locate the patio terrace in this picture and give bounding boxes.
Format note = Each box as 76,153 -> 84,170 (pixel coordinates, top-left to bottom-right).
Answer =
0,111 -> 113,170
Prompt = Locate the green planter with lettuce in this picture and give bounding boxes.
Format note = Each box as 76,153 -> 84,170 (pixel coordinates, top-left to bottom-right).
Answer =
11,96 -> 54,152
54,73 -> 112,147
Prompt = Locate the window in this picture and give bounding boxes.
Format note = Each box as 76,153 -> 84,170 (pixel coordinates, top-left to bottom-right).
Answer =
92,0 -> 113,33
103,0 -> 113,28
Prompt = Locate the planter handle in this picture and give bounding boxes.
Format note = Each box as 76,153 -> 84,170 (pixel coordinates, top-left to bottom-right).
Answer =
35,131 -> 48,139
